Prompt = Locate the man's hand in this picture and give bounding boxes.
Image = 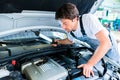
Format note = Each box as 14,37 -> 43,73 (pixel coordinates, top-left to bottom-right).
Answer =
77,63 -> 94,77
51,38 -> 72,47
51,39 -> 59,47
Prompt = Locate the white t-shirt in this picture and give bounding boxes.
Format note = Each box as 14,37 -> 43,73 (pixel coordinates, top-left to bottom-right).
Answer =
67,13 -> 109,42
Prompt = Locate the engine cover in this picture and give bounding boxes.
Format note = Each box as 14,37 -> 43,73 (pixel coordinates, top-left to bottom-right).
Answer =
22,58 -> 68,80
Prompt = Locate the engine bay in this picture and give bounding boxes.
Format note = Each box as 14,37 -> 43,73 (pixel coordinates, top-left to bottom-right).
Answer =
0,44 -> 120,80
0,44 -> 94,80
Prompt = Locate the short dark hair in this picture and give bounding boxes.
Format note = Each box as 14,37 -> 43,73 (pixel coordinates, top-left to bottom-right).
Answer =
55,3 -> 79,20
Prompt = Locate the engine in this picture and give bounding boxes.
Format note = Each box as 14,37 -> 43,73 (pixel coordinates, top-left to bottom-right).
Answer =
21,58 -> 68,80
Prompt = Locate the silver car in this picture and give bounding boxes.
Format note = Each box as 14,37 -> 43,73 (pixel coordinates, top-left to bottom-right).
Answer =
0,0 -> 120,80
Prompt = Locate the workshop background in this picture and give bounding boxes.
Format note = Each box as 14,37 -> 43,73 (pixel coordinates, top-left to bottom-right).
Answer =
94,0 -> 120,53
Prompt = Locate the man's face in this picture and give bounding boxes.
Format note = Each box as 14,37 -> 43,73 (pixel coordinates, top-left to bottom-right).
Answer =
59,17 -> 78,32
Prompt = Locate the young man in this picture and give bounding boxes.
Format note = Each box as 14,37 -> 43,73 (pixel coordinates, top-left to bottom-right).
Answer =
53,3 -> 120,78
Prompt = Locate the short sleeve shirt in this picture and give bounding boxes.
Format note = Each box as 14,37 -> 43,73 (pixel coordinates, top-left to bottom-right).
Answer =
67,13 -> 109,42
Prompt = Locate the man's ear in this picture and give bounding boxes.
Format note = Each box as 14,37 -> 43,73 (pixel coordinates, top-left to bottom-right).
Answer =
73,17 -> 78,22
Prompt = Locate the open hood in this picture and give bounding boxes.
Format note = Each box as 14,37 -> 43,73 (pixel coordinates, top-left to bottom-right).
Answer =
0,0 -> 104,36
0,0 -> 103,14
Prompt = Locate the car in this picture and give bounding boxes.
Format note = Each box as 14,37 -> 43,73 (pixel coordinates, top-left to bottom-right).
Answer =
0,0 -> 120,80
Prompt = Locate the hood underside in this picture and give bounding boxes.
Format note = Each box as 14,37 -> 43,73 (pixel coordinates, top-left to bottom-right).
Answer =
0,0 -> 98,15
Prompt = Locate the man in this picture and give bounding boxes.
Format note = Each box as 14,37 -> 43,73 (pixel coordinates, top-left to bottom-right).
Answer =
52,3 -> 120,78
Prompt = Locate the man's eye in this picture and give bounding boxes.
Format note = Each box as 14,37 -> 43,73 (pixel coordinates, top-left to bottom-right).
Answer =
63,23 -> 67,25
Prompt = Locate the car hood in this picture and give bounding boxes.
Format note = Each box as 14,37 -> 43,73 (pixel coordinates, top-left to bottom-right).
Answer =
0,0 -> 103,14
0,0 -> 104,40
0,0 -> 104,33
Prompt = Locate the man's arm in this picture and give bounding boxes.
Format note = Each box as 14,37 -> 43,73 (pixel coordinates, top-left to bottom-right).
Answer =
77,29 -> 112,77
57,38 -> 73,44
87,29 -> 111,66
51,38 -> 72,46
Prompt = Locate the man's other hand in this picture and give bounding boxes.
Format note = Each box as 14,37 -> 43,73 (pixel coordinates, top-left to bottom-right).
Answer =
77,63 -> 94,77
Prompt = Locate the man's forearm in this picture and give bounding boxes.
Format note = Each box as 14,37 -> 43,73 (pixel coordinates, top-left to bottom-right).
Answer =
87,41 -> 111,66
58,38 -> 73,44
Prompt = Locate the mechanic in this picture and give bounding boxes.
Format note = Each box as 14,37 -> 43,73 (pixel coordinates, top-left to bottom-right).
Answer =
52,3 -> 120,78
